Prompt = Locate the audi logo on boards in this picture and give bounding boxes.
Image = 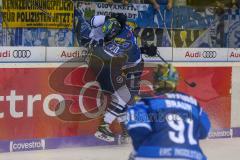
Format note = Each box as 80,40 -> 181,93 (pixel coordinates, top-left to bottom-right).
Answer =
12,50 -> 31,58
202,51 -> 217,58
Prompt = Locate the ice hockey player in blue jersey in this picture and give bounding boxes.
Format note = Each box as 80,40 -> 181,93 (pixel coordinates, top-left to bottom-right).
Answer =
126,64 -> 211,160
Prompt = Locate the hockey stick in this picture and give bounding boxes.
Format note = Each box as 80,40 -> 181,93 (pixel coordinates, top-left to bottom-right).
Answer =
157,8 -> 196,88
158,9 -> 172,45
156,50 -> 196,88
138,28 -> 196,87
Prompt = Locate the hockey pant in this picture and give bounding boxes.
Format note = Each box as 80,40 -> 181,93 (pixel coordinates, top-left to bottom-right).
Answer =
87,47 -> 143,124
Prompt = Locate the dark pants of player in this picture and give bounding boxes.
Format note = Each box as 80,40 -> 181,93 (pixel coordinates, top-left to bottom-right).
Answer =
87,47 -> 129,122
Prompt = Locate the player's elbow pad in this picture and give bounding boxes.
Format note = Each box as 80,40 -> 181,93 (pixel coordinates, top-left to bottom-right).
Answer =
90,15 -> 106,28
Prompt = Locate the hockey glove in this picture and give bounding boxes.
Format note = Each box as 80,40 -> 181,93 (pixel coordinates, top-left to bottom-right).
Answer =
140,44 -> 157,57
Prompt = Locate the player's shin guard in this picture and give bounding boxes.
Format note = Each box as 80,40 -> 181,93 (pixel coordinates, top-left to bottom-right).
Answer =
95,85 -> 131,142
106,85 -> 131,123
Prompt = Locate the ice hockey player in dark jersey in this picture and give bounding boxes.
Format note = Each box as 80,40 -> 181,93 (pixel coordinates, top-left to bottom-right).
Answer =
88,16 -> 143,142
126,64 -> 211,160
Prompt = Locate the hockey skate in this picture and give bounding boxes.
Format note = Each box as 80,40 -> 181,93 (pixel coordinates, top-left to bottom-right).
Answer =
94,122 -> 115,142
117,122 -> 131,144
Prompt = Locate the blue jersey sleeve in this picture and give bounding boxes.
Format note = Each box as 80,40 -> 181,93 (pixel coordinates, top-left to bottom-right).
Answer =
198,108 -> 211,139
126,102 -> 152,150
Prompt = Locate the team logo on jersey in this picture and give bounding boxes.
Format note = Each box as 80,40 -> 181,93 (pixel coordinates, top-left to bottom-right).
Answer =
114,37 -> 126,44
116,75 -> 124,84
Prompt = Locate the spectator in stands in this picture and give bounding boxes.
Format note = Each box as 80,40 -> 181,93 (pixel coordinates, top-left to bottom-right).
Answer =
148,0 -> 173,10
134,0 -> 173,28
54,29 -> 72,47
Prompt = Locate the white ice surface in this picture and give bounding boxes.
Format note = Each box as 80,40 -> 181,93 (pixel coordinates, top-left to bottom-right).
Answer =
1,138 -> 240,160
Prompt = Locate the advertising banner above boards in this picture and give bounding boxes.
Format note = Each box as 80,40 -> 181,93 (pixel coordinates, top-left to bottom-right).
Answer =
94,2 -> 139,19
1,0 -> 74,29
74,1 -> 215,29
228,48 -> 240,62
146,48 -> 240,62
0,47 -> 240,63
46,47 -> 88,62
0,46 -> 45,62
75,1 -> 143,21
173,48 -> 229,62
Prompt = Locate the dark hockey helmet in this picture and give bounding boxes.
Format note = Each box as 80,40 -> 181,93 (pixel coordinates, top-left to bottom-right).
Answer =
153,64 -> 179,94
102,18 -> 122,41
